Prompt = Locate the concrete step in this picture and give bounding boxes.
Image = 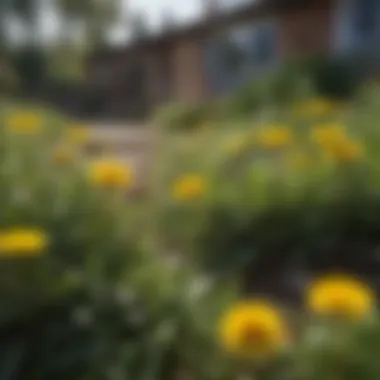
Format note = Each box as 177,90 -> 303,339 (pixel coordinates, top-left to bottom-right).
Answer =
87,125 -> 157,195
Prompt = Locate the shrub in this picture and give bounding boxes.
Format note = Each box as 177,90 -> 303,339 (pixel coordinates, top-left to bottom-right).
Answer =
154,56 -> 361,129
227,55 -> 361,120
227,61 -> 314,119
4,100 -> 380,379
213,273 -> 380,380
0,61 -> 19,97
10,48 -> 48,91
154,103 -> 210,132
0,106 -> 244,380
298,55 -> 361,99
156,87 -> 380,301
0,107 -> 148,378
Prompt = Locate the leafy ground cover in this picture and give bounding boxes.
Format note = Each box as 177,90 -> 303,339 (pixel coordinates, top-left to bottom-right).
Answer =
3,85 -> 380,380
155,86 -> 380,298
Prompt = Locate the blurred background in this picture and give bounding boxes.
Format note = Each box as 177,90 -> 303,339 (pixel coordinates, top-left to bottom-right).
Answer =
2,0 -> 376,121
2,1 -> 380,380
0,0 -> 252,119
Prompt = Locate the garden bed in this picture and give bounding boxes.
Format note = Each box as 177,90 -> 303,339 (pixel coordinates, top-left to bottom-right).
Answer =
3,88 -> 380,379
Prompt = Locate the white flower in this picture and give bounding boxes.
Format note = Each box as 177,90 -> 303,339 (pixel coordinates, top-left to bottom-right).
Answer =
188,275 -> 214,301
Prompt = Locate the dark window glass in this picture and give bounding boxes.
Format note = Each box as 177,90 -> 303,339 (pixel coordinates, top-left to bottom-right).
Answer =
352,0 -> 378,39
254,25 -> 275,65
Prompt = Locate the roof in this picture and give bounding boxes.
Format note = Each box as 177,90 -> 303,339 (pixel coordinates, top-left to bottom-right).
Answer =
92,0 -> 303,62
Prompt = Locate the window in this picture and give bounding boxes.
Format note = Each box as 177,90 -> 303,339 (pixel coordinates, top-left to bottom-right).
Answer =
230,21 -> 277,67
352,0 -> 378,40
253,23 -> 276,65
335,0 -> 380,53
203,20 -> 277,95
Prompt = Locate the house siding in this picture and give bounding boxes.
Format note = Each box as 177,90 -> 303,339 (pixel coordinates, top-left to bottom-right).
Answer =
202,19 -> 278,96
278,0 -> 335,59
85,0 -> 341,119
172,37 -> 207,104
171,0 -> 336,103
145,48 -> 173,107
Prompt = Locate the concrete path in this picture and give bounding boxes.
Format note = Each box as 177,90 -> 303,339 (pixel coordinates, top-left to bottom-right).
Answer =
88,123 -> 158,194
89,124 -> 154,144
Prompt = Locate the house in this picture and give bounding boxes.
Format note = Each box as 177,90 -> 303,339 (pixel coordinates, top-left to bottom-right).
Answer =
85,0 -> 380,120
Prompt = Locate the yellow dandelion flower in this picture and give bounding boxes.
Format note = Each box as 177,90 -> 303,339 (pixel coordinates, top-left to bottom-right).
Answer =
172,174 -> 206,201
0,228 -> 48,257
90,160 -> 132,189
6,113 -> 42,133
312,124 -> 364,163
311,123 -> 348,146
306,273 -> 375,320
325,139 -> 364,163
68,126 -> 90,144
218,300 -> 288,358
257,126 -> 293,149
294,98 -> 336,118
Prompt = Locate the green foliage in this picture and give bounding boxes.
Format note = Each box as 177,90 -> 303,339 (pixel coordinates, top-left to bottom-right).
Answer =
0,105 -> 241,380
225,62 -> 312,119
10,48 -> 47,90
294,55 -> 361,99
219,316 -> 380,380
154,103 -> 210,132
0,106 -> 145,379
227,55 -> 361,120
157,87 -> 380,294
153,56 -> 361,130
150,88 -> 380,379
0,59 -> 19,96
57,0 -> 121,48
46,46 -> 86,84
5,89 -> 380,380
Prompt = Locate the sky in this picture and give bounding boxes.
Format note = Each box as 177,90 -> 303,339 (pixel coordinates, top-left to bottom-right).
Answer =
10,0 -> 248,45
38,0 -> 222,44
129,0 -> 201,28
128,0 -> 248,23
110,0 -> 248,42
